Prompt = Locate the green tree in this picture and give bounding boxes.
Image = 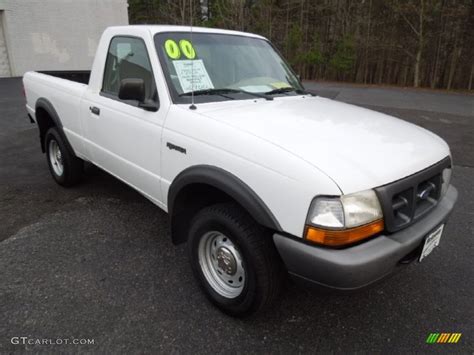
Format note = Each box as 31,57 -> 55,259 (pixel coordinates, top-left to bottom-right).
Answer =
127,0 -> 474,90
329,36 -> 356,78
285,24 -> 303,67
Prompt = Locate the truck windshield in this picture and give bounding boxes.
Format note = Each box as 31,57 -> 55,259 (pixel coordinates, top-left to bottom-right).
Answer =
154,32 -> 305,104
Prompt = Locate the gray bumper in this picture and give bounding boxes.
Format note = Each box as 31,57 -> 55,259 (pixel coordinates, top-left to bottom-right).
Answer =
273,185 -> 458,290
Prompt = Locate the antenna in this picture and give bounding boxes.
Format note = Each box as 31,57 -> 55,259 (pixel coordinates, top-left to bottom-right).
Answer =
189,0 -> 196,110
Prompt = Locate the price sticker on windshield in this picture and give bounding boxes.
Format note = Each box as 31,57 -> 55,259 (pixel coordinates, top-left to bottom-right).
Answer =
173,59 -> 214,93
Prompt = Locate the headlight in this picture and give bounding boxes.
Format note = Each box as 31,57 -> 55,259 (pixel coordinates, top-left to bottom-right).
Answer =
305,189 -> 384,247
341,190 -> 384,228
441,167 -> 452,198
307,198 -> 344,228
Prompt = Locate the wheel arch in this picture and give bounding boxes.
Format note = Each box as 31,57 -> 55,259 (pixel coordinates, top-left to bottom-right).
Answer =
168,165 -> 282,244
35,98 -> 73,153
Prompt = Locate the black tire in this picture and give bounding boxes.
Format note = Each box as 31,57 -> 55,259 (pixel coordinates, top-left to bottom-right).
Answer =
188,202 -> 284,317
44,127 -> 83,187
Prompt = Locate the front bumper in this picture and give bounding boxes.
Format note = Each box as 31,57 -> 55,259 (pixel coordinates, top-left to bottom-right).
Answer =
273,185 -> 458,291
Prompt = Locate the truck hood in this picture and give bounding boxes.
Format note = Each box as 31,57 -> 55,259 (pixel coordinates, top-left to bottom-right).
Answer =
196,96 -> 450,194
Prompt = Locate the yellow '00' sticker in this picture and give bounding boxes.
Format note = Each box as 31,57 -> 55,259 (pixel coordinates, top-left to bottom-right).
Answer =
164,39 -> 196,60
164,39 -> 181,59
179,40 -> 196,59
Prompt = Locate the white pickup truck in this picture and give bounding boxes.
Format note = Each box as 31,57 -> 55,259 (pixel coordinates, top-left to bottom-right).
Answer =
23,25 -> 457,316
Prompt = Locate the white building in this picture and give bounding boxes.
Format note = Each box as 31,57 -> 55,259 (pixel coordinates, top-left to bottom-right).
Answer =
0,0 -> 128,77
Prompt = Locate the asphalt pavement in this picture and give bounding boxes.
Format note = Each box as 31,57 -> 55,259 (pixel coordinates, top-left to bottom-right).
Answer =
1,78 -> 473,353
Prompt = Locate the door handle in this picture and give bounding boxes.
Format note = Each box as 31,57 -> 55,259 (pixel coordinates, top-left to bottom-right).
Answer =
89,106 -> 100,116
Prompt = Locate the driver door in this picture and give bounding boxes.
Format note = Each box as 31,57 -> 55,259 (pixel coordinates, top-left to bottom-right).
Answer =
81,36 -> 166,205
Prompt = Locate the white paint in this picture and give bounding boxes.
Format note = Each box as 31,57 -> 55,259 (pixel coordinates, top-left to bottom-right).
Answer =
23,26 -> 452,238
196,95 -> 450,194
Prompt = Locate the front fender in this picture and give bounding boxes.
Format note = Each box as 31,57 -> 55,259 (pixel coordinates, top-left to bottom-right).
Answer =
168,165 -> 282,232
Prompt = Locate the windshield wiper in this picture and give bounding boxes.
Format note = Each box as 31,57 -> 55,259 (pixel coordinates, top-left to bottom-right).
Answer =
264,87 -> 301,95
179,88 -> 237,99
180,88 -> 272,101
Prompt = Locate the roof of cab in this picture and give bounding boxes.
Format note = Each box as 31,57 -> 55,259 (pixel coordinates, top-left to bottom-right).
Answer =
106,25 -> 266,40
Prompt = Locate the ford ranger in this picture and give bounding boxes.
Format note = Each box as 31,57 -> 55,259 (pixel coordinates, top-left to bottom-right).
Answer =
23,25 -> 458,316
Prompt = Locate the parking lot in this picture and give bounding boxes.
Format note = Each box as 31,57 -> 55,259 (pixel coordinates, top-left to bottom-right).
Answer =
1,78 -> 473,352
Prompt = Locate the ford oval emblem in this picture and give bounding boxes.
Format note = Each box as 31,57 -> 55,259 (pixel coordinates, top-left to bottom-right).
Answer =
419,188 -> 430,200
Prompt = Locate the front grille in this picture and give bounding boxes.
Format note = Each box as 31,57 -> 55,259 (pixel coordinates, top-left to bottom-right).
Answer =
375,157 -> 451,233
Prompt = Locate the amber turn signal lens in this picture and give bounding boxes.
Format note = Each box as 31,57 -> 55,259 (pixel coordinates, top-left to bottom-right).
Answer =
304,219 -> 384,247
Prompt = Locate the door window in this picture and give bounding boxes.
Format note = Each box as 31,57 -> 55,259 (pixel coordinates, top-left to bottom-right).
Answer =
102,36 -> 158,105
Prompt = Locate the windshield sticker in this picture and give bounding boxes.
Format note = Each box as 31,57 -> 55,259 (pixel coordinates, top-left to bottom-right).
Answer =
270,81 -> 292,89
164,39 -> 197,60
173,59 -> 214,93
165,39 -> 181,59
179,39 -> 196,59
239,85 -> 273,93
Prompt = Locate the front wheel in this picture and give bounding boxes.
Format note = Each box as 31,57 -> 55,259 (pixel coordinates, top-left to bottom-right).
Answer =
188,203 -> 283,317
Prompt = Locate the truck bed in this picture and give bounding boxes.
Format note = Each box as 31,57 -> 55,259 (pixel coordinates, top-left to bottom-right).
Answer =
37,71 -> 91,85
24,70 -> 90,149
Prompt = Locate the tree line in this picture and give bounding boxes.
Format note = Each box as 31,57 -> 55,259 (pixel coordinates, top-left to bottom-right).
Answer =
129,0 -> 474,91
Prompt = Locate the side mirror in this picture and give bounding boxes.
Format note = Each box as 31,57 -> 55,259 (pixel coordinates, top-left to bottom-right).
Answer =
118,78 -> 158,111
118,78 -> 146,102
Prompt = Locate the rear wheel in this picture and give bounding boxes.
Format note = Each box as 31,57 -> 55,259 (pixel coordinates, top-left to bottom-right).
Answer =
45,127 -> 83,186
188,202 -> 283,317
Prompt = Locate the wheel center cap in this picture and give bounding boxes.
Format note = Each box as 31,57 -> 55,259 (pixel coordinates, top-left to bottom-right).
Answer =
216,247 -> 236,275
